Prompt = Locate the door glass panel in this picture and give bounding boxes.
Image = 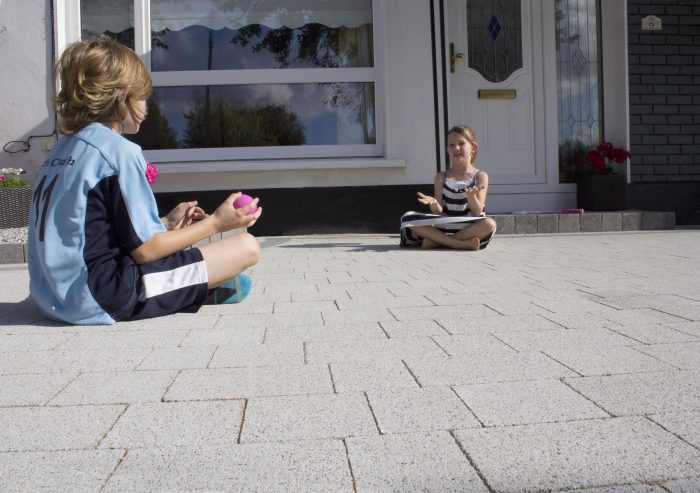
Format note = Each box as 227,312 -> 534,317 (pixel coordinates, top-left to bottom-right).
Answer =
129,83 -> 376,149
80,0 -> 134,49
466,0 -> 522,82
556,0 -> 601,182
150,0 -> 374,71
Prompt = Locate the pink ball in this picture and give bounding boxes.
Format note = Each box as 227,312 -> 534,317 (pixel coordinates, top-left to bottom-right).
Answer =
233,194 -> 257,215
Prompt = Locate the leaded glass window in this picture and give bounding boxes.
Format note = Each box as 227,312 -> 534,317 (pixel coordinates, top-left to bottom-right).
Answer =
467,0 -> 523,82
556,0 -> 602,182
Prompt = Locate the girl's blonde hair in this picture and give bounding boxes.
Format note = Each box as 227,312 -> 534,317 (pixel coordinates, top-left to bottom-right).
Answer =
447,125 -> 479,165
54,38 -> 152,134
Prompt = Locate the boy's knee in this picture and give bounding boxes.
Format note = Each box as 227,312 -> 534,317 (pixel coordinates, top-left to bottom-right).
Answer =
242,233 -> 261,264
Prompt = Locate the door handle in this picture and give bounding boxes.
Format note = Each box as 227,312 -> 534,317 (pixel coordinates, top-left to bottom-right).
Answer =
450,43 -> 465,73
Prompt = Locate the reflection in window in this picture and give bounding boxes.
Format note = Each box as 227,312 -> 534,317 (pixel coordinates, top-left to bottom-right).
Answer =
80,0 -> 134,49
129,83 -> 376,150
556,0 -> 601,182
80,0 -> 377,156
150,0 -> 373,71
466,0 -> 522,82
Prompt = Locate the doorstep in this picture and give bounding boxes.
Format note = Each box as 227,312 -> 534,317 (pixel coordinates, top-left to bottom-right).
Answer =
492,210 -> 676,235
0,243 -> 26,264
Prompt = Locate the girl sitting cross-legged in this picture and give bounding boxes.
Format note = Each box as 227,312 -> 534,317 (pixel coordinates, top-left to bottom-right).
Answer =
400,125 -> 497,250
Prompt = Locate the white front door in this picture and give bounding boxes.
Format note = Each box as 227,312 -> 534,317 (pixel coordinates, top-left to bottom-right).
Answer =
446,0 -> 548,185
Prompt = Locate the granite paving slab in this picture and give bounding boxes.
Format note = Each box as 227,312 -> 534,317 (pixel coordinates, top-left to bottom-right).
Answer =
0,405 -> 124,452
366,386 -> 481,433
634,341 -> 700,369
495,327 -> 637,352
305,336 -> 448,363
606,323 -> 700,344
178,326 -> 265,346
0,450 -> 125,492
136,346 -> 216,370
662,477 -> 700,492
436,314 -> 564,334
561,486 -> 666,493
565,370 -> 700,415
0,373 -> 78,406
454,416 -> 700,492
405,352 -> 576,386
264,321 -> 388,343
99,400 -> 246,449
453,379 -> 609,426
649,411 -> 700,449
240,393 -> 377,443
103,440 -> 353,492
346,431 -> 489,493
209,340 -> 305,367
542,345 -> 676,376
164,365 -> 333,400
663,321 -> 700,338
330,360 -> 419,393
48,370 -> 177,405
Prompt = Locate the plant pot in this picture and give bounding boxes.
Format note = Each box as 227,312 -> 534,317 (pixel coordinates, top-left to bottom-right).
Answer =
0,187 -> 33,228
576,174 -> 626,212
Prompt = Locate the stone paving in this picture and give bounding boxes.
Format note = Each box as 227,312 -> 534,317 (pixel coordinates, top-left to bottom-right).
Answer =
1,231 -> 699,492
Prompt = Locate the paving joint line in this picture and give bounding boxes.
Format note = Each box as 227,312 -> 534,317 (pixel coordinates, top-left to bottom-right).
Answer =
341,438 -> 358,493
362,391 -> 382,435
448,429 -> 495,493
449,385 -> 485,427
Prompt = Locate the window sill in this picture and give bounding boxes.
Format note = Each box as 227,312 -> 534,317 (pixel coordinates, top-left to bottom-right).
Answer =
156,158 -> 406,174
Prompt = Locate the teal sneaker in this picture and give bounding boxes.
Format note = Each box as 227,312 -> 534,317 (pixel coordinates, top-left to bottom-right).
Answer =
205,274 -> 253,304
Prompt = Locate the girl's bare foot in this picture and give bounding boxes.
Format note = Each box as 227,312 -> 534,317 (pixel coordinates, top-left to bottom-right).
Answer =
456,237 -> 480,251
420,238 -> 440,249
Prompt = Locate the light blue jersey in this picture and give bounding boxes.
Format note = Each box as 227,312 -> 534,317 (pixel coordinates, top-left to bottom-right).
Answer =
28,123 -> 166,324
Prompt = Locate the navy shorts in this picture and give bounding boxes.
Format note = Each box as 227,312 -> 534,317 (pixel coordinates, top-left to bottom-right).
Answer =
116,247 -> 209,321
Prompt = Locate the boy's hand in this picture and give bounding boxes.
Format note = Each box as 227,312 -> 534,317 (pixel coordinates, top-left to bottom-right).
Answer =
162,201 -> 208,230
211,192 -> 262,232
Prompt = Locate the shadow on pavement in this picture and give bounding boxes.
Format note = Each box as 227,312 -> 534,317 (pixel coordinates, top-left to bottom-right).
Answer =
0,297 -> 68,327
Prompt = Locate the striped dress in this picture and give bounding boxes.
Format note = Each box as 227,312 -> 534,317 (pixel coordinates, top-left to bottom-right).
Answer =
400,170 -> 494,248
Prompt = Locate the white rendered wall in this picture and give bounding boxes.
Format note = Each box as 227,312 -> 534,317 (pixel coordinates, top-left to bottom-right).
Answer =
0,0 -> 55,184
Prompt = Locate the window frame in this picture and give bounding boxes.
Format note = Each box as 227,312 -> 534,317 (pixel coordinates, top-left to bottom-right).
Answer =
58,0 -> 388,168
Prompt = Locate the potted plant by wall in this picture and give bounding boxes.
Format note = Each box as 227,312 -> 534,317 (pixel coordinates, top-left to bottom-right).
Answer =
0,167 -> 32,229
577,142 -> 631,211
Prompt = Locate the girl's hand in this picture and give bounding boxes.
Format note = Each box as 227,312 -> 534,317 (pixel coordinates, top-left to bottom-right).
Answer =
464,185 -> 483,197
162,201 -> 208,230
417,192 -> 439,206
417,191 -> 442,213
211,192 -> 262,232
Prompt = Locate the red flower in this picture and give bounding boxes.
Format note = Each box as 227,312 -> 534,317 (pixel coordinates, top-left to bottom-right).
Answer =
584,150 -> 606,169
583,142 -> 631,175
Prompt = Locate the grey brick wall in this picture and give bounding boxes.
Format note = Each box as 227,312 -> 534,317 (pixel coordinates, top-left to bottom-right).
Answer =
627,0 -> 700,183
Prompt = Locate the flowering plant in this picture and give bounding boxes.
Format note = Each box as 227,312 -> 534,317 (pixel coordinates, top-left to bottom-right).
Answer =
145,161 -> 159,184
0,167 -> 29,187
583,142 -> 631,175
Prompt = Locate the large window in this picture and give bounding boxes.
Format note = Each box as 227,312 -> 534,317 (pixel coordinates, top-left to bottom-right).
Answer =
76,0 -> 381,164
555,0 -> 602,182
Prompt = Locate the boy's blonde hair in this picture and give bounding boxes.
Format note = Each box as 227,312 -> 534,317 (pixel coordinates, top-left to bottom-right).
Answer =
448,125 -> 479,165
54,38 -> 152,134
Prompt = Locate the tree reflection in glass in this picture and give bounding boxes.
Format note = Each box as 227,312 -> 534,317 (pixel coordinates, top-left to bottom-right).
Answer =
131,83 -> 375,150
